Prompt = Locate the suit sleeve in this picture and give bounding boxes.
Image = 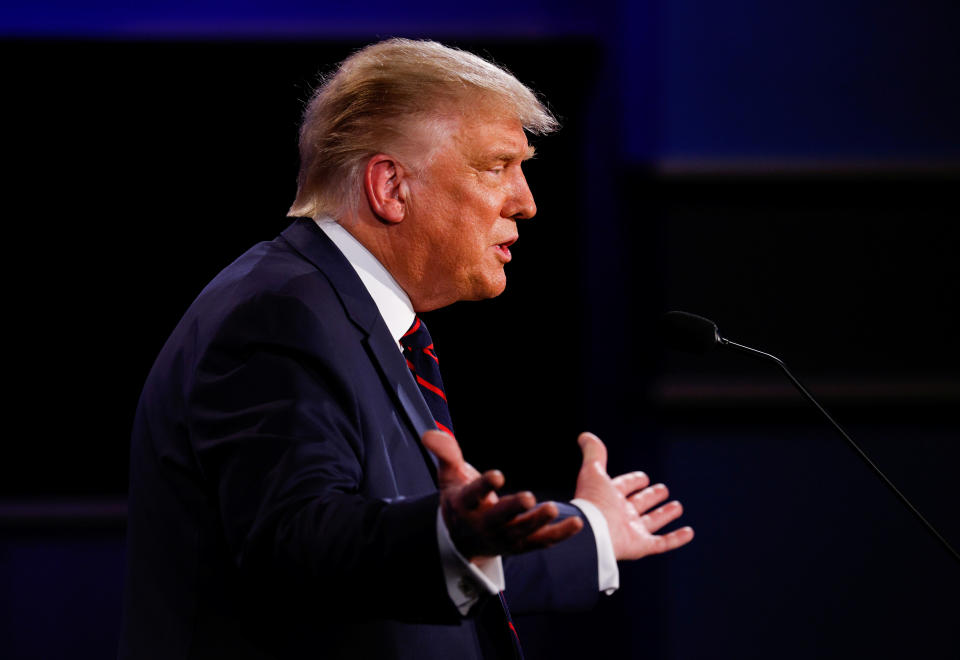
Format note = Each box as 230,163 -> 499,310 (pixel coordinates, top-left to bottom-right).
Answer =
502,502 -> 601,614
185,291 -> 460,624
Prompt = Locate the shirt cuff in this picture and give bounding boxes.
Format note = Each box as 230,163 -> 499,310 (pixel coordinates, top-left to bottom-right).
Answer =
571,497 -> 620,595
436,505 -> 505,615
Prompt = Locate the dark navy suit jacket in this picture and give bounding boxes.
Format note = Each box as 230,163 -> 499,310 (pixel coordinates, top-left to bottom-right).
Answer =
120,219 -> 599,659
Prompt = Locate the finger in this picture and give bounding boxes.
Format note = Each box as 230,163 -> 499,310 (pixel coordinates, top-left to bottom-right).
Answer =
612,471 -> 649,497
421,429 -> 463,468
423,429 -> 480,486
645,526 -> 695,556
628,483 -> 669,515
517,516 -> 584,551
498,501 -> 559,539
577,432 -> 608,474
483,491 -> 538,528
459,470 -> 505,509
639,500 -> 684,533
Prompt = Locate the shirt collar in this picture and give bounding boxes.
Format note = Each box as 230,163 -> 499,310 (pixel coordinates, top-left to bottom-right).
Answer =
315,217 -> 415,347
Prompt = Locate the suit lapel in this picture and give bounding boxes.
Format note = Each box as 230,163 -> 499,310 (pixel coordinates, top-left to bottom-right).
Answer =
281,219 -> 438,474
364,329 -> 439,448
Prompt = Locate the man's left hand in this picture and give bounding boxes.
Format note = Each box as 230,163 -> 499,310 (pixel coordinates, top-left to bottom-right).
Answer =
574,432 -> 694,560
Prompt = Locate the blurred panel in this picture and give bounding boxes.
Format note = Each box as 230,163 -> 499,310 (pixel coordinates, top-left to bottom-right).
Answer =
0,0 -> 603,38
625,0 -> 960,162
619,169 -> 960,384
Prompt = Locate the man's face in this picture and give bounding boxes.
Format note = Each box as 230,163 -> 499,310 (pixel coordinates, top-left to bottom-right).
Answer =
400,113 -> 537,311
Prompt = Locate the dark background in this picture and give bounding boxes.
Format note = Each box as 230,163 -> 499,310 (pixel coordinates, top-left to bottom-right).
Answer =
2,2 -> 959,658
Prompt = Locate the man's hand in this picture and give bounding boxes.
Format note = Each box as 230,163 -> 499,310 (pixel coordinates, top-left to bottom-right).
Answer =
422,430 -> 583,560
574,432 -> 694,560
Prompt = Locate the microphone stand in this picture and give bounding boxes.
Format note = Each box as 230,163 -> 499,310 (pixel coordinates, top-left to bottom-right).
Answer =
718,335 -> 960,565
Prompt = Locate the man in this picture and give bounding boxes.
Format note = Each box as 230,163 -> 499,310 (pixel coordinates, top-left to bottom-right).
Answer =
120,38 -> 693,659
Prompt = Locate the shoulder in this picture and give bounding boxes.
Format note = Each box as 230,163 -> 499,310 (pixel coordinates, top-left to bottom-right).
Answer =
190,226 -> 362,339
202,233 -> 343,311
147,225 -> 369,386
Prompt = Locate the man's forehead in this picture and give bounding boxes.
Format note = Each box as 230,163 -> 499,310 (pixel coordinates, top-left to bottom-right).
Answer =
457,115 -> 533,158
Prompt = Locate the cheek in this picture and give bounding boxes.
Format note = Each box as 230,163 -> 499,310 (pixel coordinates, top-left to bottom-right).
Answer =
470,192 -> 505,232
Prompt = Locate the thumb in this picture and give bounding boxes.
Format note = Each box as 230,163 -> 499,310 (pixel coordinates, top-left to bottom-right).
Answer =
577,432 -> 608,474
421,429 -> 463,468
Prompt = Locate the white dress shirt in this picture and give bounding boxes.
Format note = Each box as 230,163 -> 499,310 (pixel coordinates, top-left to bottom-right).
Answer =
316,218 -> 619,613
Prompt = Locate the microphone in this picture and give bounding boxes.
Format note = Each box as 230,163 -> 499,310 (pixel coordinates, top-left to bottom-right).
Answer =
660,310 -> 960,565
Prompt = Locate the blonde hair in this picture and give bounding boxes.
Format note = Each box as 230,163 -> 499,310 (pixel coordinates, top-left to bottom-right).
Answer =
288,38 -> 558,220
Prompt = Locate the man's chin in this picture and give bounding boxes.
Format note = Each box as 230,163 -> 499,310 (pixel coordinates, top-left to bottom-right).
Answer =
413,278 -> 506,311
476,274 -> 508,300
457,283 -> 507,304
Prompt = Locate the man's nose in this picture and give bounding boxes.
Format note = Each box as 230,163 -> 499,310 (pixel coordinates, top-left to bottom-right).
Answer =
505,172 -> 537,220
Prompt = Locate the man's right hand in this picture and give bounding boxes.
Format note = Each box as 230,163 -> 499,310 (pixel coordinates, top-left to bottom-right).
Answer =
422,430 -> 583,560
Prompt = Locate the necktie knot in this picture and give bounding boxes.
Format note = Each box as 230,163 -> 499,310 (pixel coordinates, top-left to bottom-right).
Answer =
400,316 -> 432,350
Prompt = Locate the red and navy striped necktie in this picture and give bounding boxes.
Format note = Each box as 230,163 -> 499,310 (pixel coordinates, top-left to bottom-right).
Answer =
400,316 -> 455,436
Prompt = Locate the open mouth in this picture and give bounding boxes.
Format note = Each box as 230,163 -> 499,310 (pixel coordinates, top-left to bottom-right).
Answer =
495,237 -> 517,261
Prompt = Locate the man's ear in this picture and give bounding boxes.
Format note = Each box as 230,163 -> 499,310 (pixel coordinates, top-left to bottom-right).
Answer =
364,154 -> 407,224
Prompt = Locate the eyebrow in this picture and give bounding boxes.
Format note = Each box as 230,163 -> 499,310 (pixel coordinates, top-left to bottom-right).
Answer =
494,145 -> 536,162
